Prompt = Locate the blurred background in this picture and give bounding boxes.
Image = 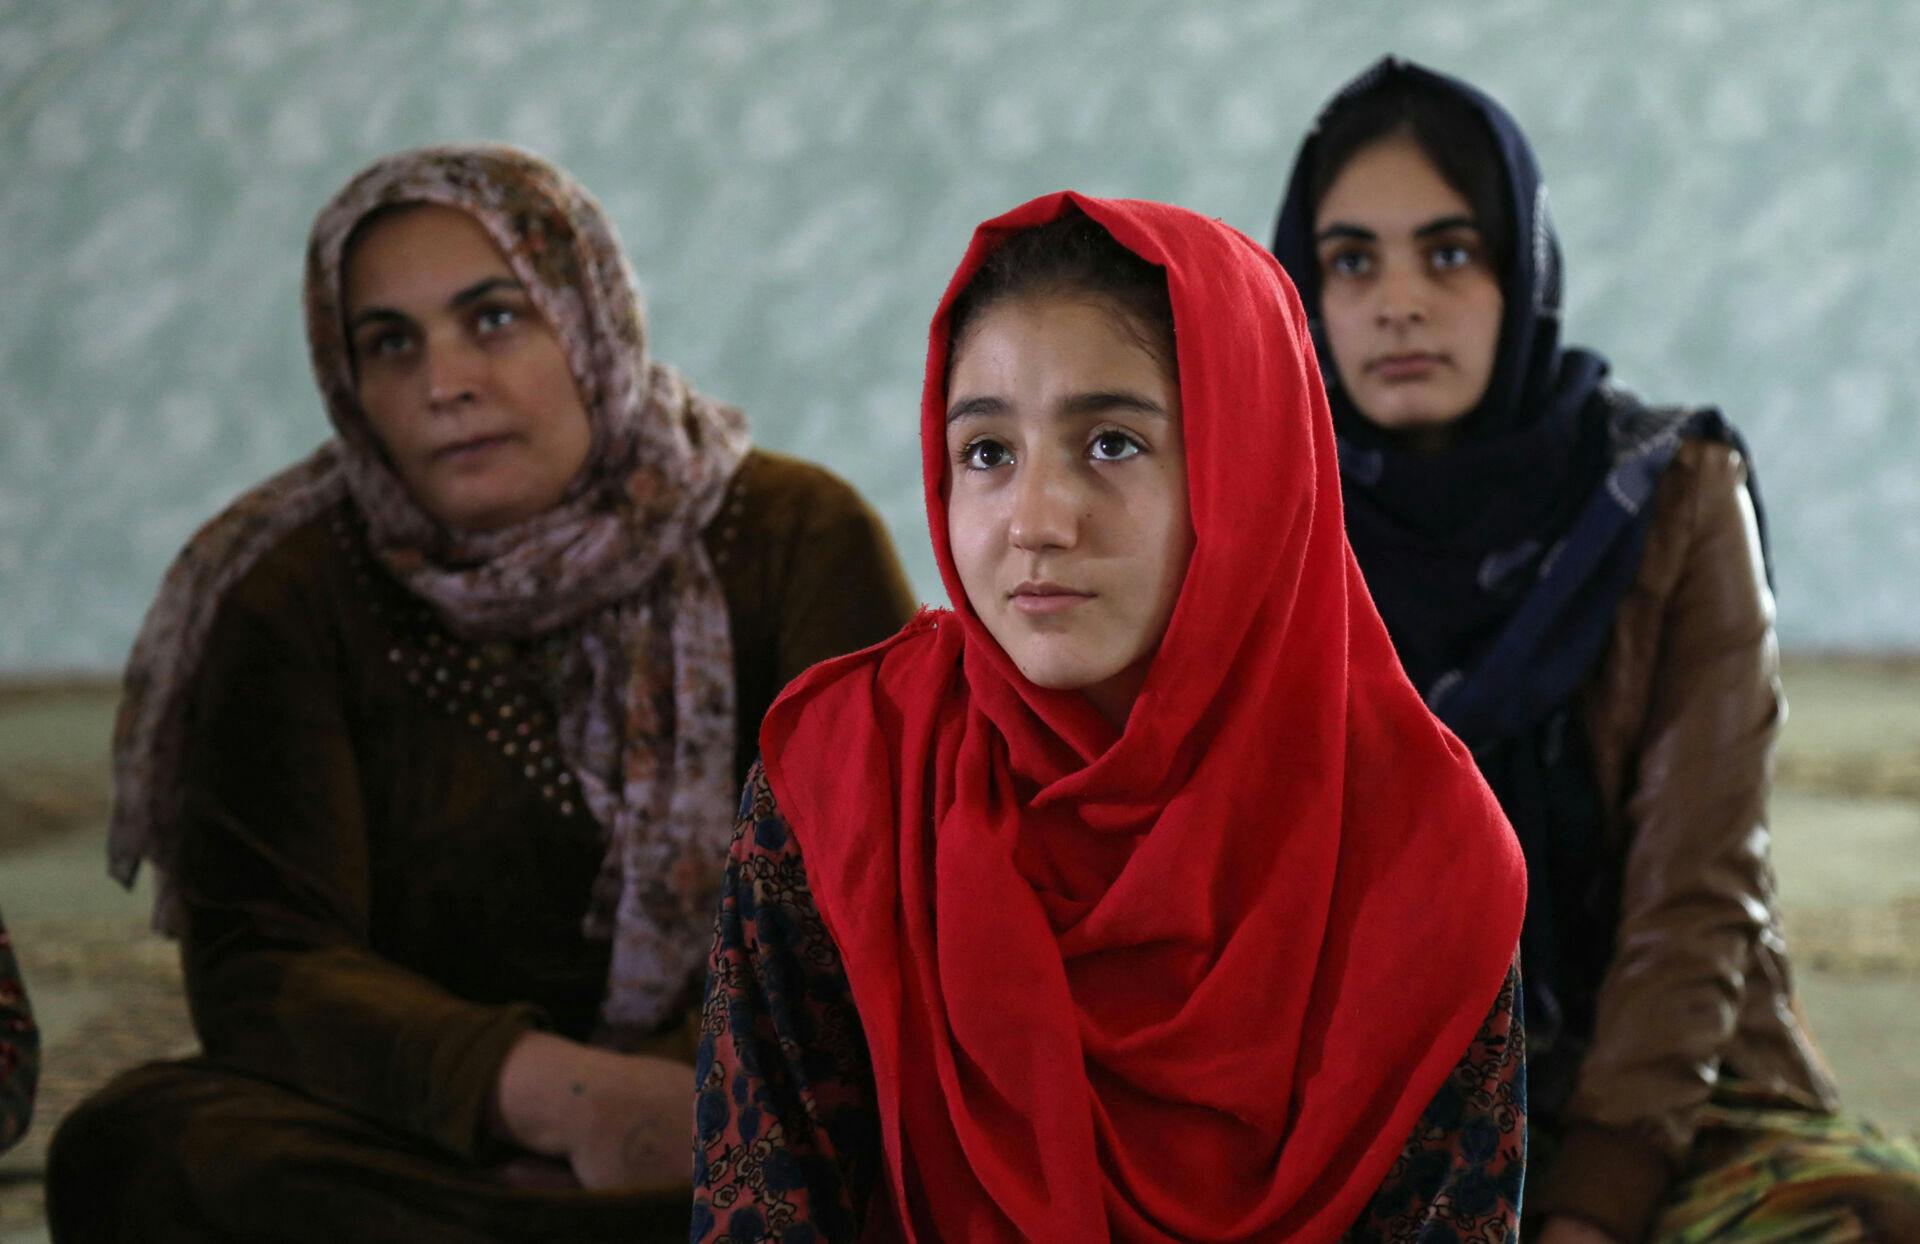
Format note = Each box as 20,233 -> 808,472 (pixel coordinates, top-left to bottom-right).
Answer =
2,0 -> 1918,1235
5,0 -> 1920,662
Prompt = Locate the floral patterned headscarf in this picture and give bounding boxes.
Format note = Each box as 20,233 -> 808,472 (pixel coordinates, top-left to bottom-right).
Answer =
108,145 -> 751,1039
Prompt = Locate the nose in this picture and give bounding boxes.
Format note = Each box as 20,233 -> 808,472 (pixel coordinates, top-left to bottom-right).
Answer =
1007,455 -> 1080,553
1373,261 -> 1427,329
424,333 -> 485,411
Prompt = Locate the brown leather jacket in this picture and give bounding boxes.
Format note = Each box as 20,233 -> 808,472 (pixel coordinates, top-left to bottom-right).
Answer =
1532,437 -> 1838,1239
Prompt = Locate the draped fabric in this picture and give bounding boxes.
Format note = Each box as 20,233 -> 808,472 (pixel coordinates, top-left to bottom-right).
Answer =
759,192 -> 1526,1241
108,145 -> 750,1038
1270,57 -> 1769,1094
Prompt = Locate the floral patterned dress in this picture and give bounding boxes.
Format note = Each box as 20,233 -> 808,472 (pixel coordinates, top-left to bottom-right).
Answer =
692,765 -> 1527,1243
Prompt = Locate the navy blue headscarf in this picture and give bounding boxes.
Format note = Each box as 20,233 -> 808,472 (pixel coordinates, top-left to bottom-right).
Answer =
1272,56 -> 1767,1113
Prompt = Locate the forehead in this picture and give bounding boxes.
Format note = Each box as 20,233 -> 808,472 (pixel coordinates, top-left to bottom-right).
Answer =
948,295 -> 1175,398
342,203 -> 515,310
1314,135 -> 1475,233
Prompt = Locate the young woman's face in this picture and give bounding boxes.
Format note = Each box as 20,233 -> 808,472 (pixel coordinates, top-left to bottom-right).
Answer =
343,204 -> 593,532
1314,134 -> 1504,444
945,294 -> 1193,726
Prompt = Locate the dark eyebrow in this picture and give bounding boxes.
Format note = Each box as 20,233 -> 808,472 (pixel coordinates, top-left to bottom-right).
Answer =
944,391 -> 1170,426
1414,214 -> 1480,239
1315,223 -> 1375,246
945,395 -> 1008,425
346,306 -> 407,335
1315,215 -> 1480,245
450,275 -> 524,306
345,276 -> 526,336
1057,391 -> 1168,420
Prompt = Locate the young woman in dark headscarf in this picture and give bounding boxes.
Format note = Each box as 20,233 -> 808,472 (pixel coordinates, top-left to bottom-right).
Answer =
689,193 -> 1528,1241
1272,55 -> 1920,1244
45,144 -> 915,1242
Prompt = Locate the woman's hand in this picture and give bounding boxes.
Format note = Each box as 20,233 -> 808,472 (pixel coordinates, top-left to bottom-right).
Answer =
488,1030 -> 695,1191
561,1048 -> 696,1189
1535,1218 -> 1619,1244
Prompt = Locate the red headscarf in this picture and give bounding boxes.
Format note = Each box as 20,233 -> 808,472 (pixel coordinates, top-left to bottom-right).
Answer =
760,193 -> 1525,1242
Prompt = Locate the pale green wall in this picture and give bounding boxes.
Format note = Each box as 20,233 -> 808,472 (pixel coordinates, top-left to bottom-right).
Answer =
4,0 -> 1918,669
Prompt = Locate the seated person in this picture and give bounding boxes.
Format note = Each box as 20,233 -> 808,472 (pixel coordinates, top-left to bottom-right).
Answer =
48,144 -> 914,1243
1,906 -> 37,1153
692,196 -> 1529,1241
1270,55 -> 1920,1243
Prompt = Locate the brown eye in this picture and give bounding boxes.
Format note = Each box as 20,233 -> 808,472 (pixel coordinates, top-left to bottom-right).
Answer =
961,438 -> 1012,470
1324,248 -> 1373,278
474,304 -> 521,334
1089,430 -> 1143,462
359,327 -> 414,359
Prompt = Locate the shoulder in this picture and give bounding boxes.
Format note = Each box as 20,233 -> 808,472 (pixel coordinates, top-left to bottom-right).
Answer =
1661,436 -> 1751,507
759,609 -> 956,780
171,505 -> 366,727
212,505 -> 358,627
1610,399 -> 1758,591
1641,432 -> 1759,579
1604,392 -> 1752,531
727,448 -> 887,532
706,449 -> 917,651
772,608 -> 951,710
706,449 -> 903,594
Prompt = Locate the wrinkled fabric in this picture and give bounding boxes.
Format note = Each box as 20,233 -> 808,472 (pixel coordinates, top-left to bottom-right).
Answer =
692,765 -> 1529,1242
1648,1081 -> 1920,1243
1536,438 -> 1848,1238
108,144 -> 749,1037
759,192 -> 1526,1242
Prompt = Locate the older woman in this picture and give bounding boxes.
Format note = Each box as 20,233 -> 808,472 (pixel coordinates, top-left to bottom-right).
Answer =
690,195 -> 1528,1241
1271,56 -> 1920,1244
47,145 -> 914,1242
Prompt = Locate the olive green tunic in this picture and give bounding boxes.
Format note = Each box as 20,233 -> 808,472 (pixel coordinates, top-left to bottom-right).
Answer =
48,450 -> 917,1243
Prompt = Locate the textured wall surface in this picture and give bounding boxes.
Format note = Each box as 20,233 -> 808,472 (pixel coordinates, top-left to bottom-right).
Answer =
3,0 -> 1918,670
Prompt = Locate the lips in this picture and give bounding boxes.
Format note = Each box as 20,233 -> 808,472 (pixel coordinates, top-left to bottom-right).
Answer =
431,432 -> 517,462
1009,580 -> 1095,615
1368,352 -> 1447,381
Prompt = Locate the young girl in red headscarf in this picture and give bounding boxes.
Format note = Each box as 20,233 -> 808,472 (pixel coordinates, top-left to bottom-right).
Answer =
691,193 -> 1528,1242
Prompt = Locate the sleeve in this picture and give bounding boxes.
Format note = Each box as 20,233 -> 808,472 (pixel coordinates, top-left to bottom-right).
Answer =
692,764 -> 880,1244
1343,959 -> 1526,1244
0,909 -> 38,1154
772,469 -> 918,685
175,566 -> 540,1160
1534,447 -> 1780,1240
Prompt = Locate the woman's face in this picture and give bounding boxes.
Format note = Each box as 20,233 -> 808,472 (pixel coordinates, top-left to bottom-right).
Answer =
343,203 -> 593,532
945,293 -> 1193,726
1313,134 -> 1504,444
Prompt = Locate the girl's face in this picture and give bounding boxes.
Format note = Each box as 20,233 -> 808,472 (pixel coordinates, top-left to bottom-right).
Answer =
944,293 -> 1193,726
343,204 -> 593,532
1313,134 -> 1504,446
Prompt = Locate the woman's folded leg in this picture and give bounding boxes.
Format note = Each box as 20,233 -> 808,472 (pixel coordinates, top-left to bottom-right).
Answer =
46,1058 -> 690,1244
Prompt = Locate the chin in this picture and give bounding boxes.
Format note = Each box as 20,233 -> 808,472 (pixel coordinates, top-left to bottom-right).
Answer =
430,498 -> 528,533
438,482 -> 559,532
1007,648 -> 1110,695
1358,392 -> 1473,433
